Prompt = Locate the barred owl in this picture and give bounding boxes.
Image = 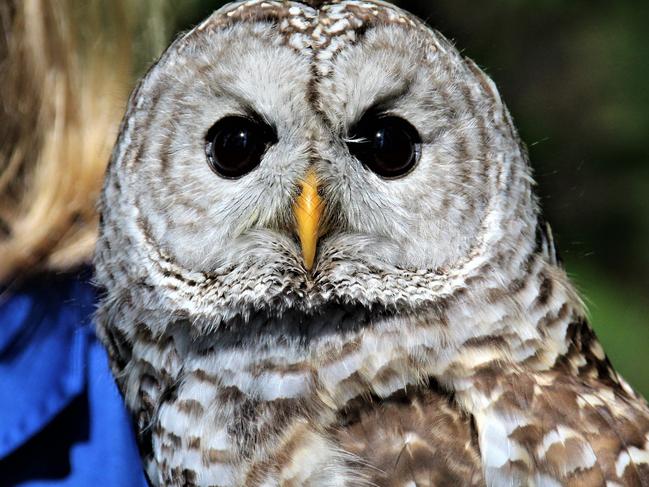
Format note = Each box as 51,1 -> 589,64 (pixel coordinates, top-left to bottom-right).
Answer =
94,0 -> 649,485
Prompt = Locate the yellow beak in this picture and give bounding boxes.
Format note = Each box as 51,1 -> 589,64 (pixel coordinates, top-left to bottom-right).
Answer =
293,170 -> 323,271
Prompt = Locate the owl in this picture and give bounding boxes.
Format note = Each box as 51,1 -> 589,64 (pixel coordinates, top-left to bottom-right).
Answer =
93,0 -> 649,485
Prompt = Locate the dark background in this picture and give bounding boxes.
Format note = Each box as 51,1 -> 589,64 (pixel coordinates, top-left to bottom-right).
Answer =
166,0 -> 649,394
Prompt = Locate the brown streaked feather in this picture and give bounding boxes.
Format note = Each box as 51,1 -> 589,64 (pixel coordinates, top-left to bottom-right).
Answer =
467,357 -> 649,486
335,387 -> 485,486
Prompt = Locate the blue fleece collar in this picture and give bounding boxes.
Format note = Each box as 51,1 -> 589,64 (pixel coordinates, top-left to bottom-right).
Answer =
0,273 -> 95,459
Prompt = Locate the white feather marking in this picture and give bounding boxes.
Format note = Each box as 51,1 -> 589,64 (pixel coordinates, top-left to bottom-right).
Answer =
257,371 -> 312,400
319,352 -> 363,387
538,426 -> 597,476
533,474 -> 563,487
615,442 -> 649,478
478,412 -> 511,469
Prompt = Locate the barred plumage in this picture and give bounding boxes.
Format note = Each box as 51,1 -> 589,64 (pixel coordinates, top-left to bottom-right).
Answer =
94,1 -> 649,485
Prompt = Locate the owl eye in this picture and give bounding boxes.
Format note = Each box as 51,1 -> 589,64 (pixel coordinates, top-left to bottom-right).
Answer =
205,116 -> 277,178
348,115 -> 422,178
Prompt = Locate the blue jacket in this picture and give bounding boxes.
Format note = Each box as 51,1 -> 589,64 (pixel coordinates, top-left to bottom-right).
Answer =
0,270 -> 147,486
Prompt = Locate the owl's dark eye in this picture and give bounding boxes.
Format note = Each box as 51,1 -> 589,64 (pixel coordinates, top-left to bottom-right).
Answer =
205,116 -> 277,178
347,115 -> 422,178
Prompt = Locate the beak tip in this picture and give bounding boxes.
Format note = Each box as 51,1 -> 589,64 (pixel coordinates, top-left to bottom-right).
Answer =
304,248 -> 316,272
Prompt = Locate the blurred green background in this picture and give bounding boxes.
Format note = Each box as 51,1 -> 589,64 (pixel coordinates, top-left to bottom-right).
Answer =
161,1 -> 649,395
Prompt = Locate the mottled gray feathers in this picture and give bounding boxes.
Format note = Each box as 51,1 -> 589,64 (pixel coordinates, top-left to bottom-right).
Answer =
94,1 -> 649,486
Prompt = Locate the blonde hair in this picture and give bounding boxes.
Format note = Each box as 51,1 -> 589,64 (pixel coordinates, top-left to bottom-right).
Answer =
0,0 -> 172,283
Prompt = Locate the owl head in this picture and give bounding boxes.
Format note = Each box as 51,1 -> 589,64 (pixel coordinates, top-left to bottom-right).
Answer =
95,0 -> 541,332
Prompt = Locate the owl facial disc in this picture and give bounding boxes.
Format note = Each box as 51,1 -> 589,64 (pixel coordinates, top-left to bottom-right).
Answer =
95,0 -> 540,319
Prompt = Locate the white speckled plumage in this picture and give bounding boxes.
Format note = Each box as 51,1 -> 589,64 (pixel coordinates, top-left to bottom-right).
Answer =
94,1 -> 649,485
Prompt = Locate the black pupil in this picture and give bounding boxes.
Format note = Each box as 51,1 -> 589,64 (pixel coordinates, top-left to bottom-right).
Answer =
206,116 -> 275,178
348,115 -> 421,178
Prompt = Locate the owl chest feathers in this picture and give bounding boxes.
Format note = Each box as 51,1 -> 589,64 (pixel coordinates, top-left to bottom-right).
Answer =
104,246 -> 627,486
